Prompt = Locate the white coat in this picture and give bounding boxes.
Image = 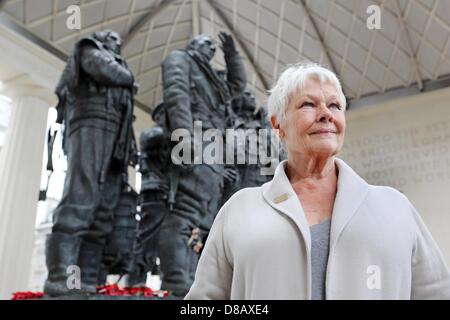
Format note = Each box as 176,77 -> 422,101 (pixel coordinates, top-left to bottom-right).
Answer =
185,158 -> 450,300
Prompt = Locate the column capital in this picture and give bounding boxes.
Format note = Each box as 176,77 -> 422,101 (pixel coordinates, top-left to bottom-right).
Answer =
2,75 -> 57,107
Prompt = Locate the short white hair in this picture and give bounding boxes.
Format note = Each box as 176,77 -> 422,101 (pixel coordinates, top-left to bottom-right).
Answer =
267,62 -> 346,123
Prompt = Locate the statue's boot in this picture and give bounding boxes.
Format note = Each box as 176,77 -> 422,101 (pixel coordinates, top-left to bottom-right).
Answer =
78,241 -> 104,295
43,232 -> 81,297
97,263 -> 109,288
159,217 -> 198,298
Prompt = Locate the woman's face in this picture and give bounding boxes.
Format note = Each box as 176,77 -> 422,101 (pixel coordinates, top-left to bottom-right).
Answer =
273,77 -> 346,159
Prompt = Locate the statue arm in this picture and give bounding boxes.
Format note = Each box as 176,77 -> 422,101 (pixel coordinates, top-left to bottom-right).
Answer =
162,51 -> 194,134
80,44 -> 134,87
224,51 -> 247,99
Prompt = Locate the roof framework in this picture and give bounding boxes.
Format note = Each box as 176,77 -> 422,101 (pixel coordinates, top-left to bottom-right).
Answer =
1,0 -> 450,111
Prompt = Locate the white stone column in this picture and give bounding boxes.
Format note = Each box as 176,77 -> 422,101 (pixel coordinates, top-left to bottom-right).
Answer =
0,84 -> 56,299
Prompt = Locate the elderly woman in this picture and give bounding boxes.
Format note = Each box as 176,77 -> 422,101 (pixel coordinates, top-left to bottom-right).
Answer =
184,63 -> 450,300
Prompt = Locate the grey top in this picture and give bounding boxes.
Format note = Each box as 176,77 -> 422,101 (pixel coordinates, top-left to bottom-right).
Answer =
310,218 -> 331,300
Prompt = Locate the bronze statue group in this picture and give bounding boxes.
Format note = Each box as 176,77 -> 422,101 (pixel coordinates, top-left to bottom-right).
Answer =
44,29 -> 281,298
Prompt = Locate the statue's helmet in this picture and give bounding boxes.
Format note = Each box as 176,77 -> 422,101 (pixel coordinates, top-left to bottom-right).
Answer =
186,34 -> 216,61
151,101 -> 166,127
93,29 -> 122,54
241,89 -> 257,112
139,126 -> 164,151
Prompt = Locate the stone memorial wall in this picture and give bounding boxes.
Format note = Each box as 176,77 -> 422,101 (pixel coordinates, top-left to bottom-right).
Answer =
340,87 -> 450,265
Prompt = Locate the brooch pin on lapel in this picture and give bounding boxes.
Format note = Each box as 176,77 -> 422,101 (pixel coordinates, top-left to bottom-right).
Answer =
273,193 -> 290,204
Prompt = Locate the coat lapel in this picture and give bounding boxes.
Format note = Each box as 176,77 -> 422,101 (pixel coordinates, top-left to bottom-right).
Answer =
261,158 -> 370,251
262,160 -> 311,250
330,158 -> 369,250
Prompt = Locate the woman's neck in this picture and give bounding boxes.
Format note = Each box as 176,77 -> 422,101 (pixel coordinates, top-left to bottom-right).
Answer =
286,154 -> 337,184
